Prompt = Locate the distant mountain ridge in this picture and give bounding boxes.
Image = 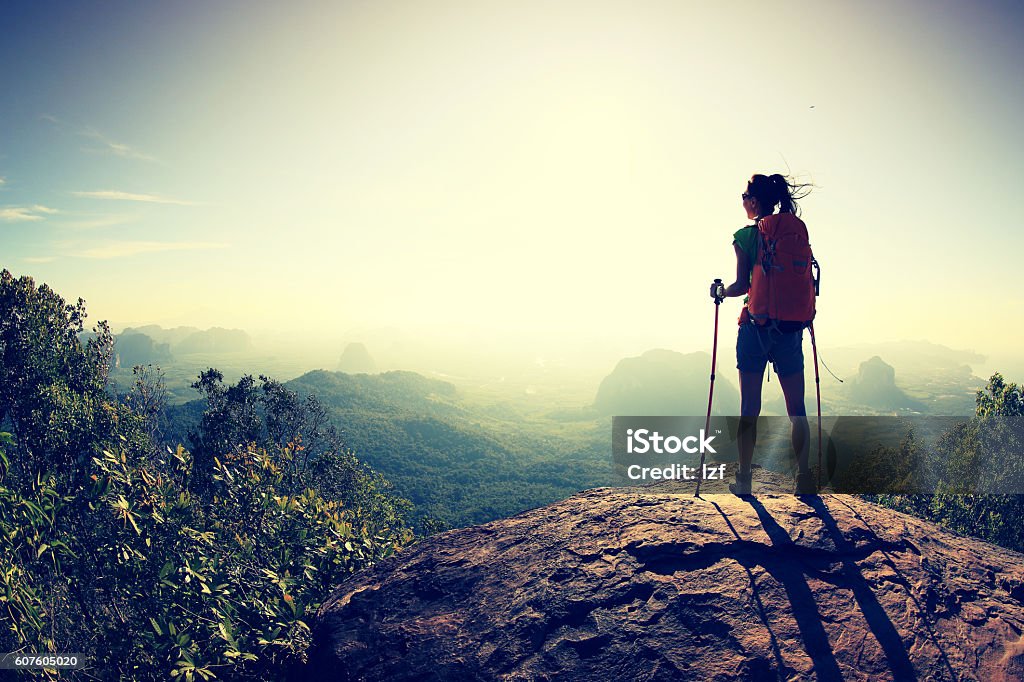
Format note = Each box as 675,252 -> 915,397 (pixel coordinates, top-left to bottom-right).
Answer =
121,325 -> 201,347
117,325 -> 253,354
845,355 -> 924,412
594,349 -> 740,416
828,340 -> 985,376
173,327 -> 252,353
113,332 -> 172,368
337,342 -> 378,374
287,369 -> 458,414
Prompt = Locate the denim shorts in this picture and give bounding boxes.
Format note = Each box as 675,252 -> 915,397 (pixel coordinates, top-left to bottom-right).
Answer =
736,323 -> 804,376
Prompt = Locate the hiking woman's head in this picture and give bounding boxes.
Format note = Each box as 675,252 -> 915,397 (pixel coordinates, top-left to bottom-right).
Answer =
743,173 -> 807,220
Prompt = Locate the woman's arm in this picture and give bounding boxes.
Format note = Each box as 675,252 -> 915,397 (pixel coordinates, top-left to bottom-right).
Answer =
723,242 -> 751,298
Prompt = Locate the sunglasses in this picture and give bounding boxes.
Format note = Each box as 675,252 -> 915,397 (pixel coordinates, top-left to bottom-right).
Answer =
741,193 -> 753,200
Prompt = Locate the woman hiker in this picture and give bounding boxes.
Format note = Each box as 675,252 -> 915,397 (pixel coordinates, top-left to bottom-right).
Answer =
711,173 -> 817,496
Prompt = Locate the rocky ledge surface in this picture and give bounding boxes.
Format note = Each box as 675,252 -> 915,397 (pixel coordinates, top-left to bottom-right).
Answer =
302,484 -> 1024,681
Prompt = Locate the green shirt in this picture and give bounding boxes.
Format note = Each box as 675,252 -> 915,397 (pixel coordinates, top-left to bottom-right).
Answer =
733,225 -> 757,302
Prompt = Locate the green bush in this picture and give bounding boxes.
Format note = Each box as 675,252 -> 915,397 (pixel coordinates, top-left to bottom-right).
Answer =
0,433 -> 411,680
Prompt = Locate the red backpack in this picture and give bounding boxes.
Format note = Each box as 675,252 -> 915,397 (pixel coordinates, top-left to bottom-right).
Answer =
747,213 -> 816,325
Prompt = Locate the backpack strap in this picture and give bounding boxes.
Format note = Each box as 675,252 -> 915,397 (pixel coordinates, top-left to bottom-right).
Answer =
757,232 -> 766,275
756,216 -> 779,275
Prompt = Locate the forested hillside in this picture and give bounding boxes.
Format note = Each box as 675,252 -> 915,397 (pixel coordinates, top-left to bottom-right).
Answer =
166,368 -> 613,529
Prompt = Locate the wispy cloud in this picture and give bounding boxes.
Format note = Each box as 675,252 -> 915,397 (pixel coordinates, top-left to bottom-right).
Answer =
41,116 -> 158,162
0,205 -> 59,222
78,241 -> 229,259
23,256 -> 57,264
0,177 -> 6,186
71,190 -> 197,206
55,214 -> 137,230
80,128 -> 158,162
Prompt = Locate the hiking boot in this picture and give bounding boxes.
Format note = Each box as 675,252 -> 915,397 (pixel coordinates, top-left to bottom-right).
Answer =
729,470 -> 752,497
795,470 -> 817,495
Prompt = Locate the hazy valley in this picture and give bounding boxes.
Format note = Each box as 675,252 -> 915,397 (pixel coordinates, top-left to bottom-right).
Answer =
103,324 -> 999,529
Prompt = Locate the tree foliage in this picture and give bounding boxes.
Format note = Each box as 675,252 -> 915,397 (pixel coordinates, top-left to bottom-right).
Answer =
185,369 -> 413,535
0,270 -> 118,485
0,270 -> 414,680
868,373 -> 1024,553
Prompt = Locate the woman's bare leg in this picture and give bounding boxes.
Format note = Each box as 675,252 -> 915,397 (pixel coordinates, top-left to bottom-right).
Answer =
777,370 -> 810,474
738,370 -> 764,475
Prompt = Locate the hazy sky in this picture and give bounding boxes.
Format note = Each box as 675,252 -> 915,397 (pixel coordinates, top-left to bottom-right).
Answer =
2,0 -> 1022,363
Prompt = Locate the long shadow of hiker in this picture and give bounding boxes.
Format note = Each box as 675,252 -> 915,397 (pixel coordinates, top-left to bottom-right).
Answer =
705,496 -> 923,681
830,496 -> 958,681
795,496 -> 919,681
737,493 -> 847,679
743,496 -> 918,682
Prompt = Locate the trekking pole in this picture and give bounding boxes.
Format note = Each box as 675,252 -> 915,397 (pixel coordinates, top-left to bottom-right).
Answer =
808,322 -> 823,488
696,279 -> 724,497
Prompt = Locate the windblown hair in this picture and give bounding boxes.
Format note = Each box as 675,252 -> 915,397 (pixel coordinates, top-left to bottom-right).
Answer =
747,173 -> 812,217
